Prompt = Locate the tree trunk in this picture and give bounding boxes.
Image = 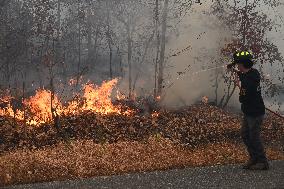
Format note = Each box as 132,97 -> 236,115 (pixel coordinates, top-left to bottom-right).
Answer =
127,23 -> 132,98
76,0 -> 81,86
106,5 -> 113,79
93,24 -> 100,66
86,1 -> 93,66
57,0 -> 66,83
57,0 -> 61,41
154,0 -> 160,97
2,4 -> 10,86
157,0 -> 169,96
117,47 -> 123,77
223,81 -> 237,108
214,72 -> 219,105
109,43 -> 113,78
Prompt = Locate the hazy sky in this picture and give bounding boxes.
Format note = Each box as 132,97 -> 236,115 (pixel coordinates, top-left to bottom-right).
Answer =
271,4 -> 284,56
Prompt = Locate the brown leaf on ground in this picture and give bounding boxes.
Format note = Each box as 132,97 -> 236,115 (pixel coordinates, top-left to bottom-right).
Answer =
0,138 -> 283,187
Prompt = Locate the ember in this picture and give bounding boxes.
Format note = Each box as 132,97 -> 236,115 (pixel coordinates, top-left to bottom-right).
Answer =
151,111 -> 160,118
202,96 -> 209,104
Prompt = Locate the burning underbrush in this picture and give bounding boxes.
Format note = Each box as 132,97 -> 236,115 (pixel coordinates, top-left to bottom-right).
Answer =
0,79 -> 133,126
0,79 -> 283,186
0,101 -> 283,154
0,79 -> 283,153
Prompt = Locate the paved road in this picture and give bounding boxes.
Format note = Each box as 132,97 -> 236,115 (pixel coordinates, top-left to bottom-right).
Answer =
3,161 -> 284,189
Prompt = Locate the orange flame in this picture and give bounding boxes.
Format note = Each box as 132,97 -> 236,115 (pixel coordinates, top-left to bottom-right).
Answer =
0,94 -> 25,121
0,103 -> 25,121
24,89 -> 63,125
81,79 -> 120,114
0,78 -> 133,126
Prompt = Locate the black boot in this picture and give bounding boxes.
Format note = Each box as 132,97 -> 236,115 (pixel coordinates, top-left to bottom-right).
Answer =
242,159 -> 256,169
248,161 -> 269,170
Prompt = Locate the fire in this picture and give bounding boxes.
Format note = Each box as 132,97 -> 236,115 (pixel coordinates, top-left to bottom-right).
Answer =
0,94 -> 25,121
69,78 -> 77,86
0,79 -> 133,126
116,90 -> 126,100
202,96 -> 209,104
24,89 -> 63,125
151,111 -> 160,118
0,103 -> 24,121
81,79 -> 121,114
69,76 -> 83,86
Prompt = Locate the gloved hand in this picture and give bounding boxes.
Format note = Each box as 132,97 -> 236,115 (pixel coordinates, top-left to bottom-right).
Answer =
227,63 -> 235,69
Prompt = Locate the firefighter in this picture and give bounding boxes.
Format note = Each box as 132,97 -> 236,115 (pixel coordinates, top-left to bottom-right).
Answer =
228,51 -> 269,170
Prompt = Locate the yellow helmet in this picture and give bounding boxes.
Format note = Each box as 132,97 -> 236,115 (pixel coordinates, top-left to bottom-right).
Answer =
233,51 -> 254,68
233,51 -> 253,63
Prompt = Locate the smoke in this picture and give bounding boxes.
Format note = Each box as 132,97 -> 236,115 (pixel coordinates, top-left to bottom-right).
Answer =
116,2 -> 239,108
160,4 -> 234,107
2,0 -> 283,113
157,2 -> 284,112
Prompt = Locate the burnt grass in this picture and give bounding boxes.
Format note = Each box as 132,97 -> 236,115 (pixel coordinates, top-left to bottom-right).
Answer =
0,104 -> 283,154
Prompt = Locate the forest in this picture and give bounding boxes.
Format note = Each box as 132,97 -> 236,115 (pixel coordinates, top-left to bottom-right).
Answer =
0,0 -> 284,187
0,0 -> 283,105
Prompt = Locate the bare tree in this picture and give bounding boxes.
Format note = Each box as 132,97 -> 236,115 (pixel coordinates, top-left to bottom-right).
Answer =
212,0 -> 283,108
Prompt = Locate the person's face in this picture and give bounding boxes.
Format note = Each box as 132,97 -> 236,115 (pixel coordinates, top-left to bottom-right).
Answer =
237,63 -> 247,73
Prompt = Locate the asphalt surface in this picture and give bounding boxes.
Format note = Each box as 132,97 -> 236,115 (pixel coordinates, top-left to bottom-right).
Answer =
3,161 -> 284,189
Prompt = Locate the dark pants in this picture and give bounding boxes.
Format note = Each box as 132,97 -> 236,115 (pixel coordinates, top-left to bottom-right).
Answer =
241,115 -> 267,163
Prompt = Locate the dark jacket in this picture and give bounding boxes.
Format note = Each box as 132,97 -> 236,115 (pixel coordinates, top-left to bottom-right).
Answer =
238,68 -> 265,117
